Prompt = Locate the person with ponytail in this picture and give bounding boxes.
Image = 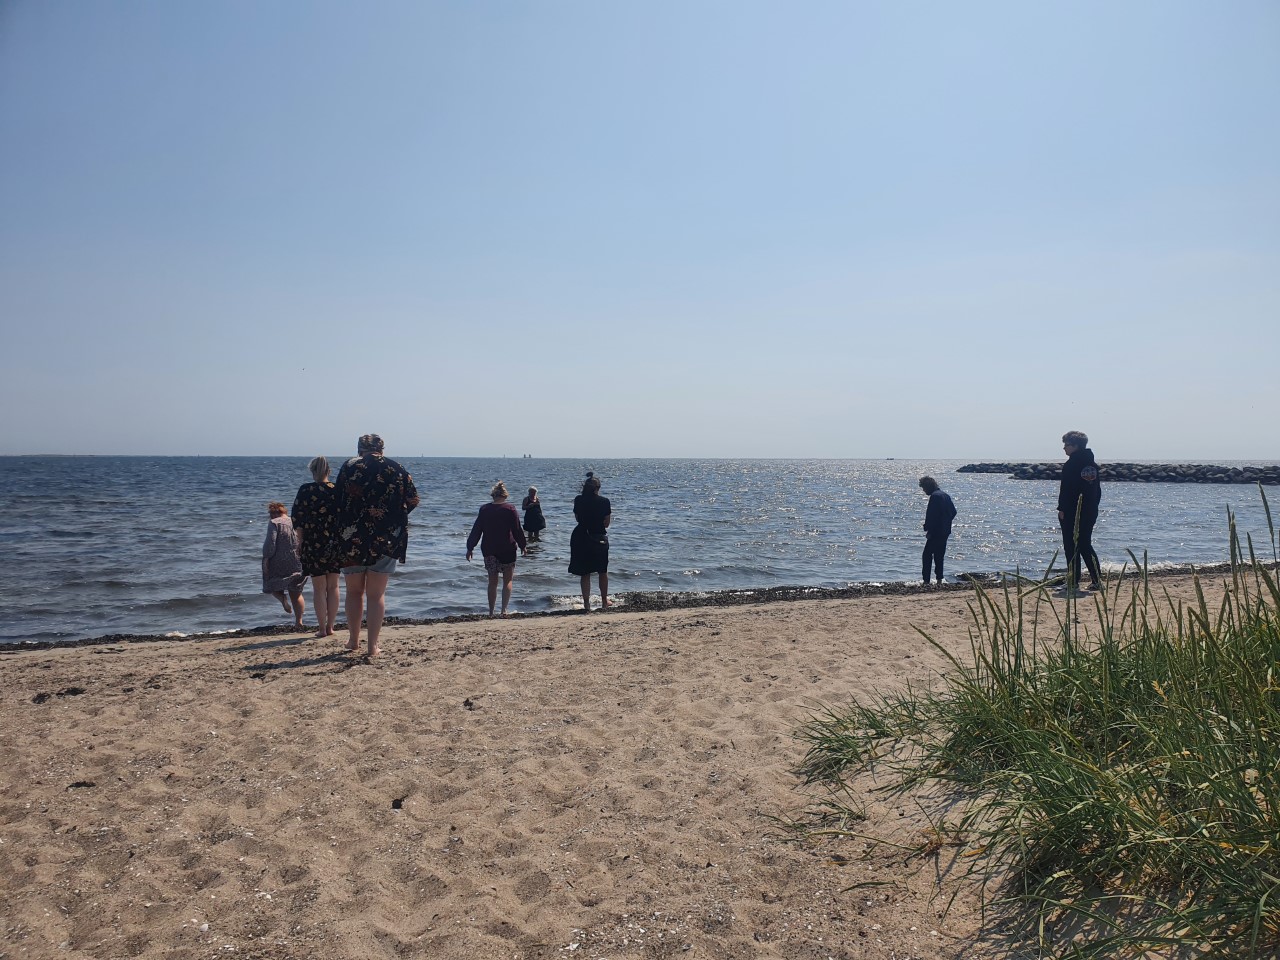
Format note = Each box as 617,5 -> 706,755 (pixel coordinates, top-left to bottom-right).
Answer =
568,472 -> 612,612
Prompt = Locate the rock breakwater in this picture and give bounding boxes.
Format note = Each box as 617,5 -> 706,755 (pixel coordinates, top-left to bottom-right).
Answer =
957,462 -> 1280,484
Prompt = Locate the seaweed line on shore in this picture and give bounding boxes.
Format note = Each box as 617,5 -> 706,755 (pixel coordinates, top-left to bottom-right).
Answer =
0,559 -> 1261,655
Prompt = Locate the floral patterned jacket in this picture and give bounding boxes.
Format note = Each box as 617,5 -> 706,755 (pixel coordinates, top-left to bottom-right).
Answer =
335,454 -> 420,567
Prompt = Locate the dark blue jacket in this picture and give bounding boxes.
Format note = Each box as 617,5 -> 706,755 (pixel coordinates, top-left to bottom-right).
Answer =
924,490 -> 957,537
1058,448 -> 1102,521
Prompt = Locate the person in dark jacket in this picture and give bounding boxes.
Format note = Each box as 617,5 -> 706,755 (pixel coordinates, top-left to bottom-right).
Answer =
918,476 -> 957,585
1057,430 -> 1103,591
466,481 -> 528,617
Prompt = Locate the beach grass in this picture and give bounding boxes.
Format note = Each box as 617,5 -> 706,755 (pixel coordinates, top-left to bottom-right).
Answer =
797,489 -> 1280,958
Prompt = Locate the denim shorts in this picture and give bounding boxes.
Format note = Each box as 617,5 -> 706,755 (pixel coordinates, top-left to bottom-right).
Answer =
342,555 -> 398,576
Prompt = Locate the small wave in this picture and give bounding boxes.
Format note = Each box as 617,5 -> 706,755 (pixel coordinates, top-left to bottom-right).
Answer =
547,594 -> 626,611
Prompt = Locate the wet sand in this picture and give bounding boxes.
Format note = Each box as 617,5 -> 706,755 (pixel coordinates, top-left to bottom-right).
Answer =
0,573 -> 1224,959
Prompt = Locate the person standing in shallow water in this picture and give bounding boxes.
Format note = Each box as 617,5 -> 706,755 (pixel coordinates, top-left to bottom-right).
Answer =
466,481 -> 528,617
335,434 -> 420,658
918,477 -> 956,585
262,502 -> 306,628
521,486 -> 546,543
1058,430 -> 1103,592
568,472 -> 612,612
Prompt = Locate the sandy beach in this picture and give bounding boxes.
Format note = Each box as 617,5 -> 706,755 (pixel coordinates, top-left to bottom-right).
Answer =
1,573 -> 1227,960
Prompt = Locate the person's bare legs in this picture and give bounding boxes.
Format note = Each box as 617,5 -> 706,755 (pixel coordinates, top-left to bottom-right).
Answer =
501,566 -> 514,616
487,570 -> 499,616
272,590 -> 291,614
579,575 -> 592,612
289,588 -> 305,629
311,577 -> 329,637
599,572 -> 610,609
364,572 -> 389,657
323,574 -> 340,636
344,572 -> 365,651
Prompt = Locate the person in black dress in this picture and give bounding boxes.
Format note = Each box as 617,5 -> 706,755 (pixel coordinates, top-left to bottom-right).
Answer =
291,456 -> 342,638
568,472 -> 611,612
521,486 -> 546,542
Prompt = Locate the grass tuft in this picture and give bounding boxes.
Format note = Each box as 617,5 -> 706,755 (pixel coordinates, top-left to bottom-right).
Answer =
797,488 -> 1280,958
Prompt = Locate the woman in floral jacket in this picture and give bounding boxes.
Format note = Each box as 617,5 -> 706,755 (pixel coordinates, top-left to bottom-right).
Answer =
334,434 -> 420,657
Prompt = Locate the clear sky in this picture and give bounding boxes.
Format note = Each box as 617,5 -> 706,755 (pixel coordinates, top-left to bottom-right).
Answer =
1,1 -> 1276,459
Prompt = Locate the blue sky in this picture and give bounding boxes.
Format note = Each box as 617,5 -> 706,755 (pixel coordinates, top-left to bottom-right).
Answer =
1,1 -> 1276,458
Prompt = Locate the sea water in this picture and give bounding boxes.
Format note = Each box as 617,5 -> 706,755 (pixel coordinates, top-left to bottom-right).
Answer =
1,456 -> 1276,644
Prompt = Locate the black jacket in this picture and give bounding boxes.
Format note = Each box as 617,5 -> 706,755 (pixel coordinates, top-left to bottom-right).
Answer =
924,490 -> 957,537
1058,448 -> 1102,521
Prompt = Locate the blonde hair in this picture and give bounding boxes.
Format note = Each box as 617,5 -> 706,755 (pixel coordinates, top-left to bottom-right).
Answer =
308,456 -> 329,483
491,481 -> 509,500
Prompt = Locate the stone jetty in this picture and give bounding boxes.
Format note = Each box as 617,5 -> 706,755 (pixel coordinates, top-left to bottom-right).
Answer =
957,462 -> 1280,485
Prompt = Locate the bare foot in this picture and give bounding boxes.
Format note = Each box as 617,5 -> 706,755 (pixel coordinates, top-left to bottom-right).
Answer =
345,637 -> 360,652
367,646 -> 380,659
313,629 -> 327,639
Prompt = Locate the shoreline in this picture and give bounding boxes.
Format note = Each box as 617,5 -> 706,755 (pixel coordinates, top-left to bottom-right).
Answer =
1,557 -> 1251,653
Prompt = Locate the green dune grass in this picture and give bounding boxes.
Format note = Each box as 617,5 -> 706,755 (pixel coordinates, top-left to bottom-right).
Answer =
797,490 -> 1280,958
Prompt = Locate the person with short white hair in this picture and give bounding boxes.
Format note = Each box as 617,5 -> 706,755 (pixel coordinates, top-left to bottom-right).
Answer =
1058,430 -> 1103,592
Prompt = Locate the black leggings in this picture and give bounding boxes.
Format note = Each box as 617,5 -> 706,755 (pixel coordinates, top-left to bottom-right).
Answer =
1061,517 -> 1102,587
922,534 -> 949,583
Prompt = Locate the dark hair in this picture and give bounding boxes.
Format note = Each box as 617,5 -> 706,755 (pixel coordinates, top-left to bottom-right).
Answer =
1062,430 -> 1089,449
357,433 -> 385,455
918,476 -> 938,494
582,475 -> 601,496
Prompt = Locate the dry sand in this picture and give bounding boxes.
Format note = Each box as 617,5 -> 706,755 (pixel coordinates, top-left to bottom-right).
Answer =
0,574 -> 1223,960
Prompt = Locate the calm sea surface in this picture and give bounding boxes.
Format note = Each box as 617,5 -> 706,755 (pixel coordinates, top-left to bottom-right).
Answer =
2,456 -> 1276,645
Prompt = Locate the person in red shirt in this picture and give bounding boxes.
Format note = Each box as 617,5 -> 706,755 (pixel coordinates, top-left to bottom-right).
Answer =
466,481 -> 528,617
